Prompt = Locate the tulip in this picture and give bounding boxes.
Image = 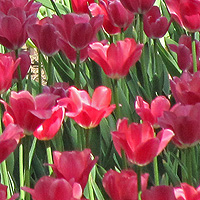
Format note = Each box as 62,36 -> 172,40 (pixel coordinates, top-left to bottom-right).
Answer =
0,124 -> 23,164
50,149 -> 98,190
0,53 -> 20,94
141,185 -> 176,200
158,103 -> 200,148
0,183 -> 19,200
120,0 -> 156,14
169,35 -> 200,72
165,0 -> 200,32
71,0 -> 95,14
28,16 -> 60,56
170,71 -> 200,105
135,96 -> 170,126
0,91 -> 58,134
58,86 -> 115,129
174,183 -> 200,200
143,6 -> 170,39
22,176 -> 86,200
103,169 -> 149,200
89,1 -> 121,35
112,118 -> 174,165
0,0 -> 41,49
89,38 -> 143,79
7,50 -> 31,80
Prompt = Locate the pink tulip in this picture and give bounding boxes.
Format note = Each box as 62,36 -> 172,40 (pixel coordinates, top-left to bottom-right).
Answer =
141,185 -> 176,200
0,124 -> 23,164
0,53 -> 20,94
1,91 -> 58,134
170,71 -> 200,105
135,96 -> 170,126
165,0 -> 200,32
0,0 -> 41,49
89,38 -> 143,79
169,35 -> 200,72
71,0 -> 95,14
143,6 -> 170,39
112,118 -> 174,165
0,183 -> 19,200
158,103 -> 200,148
22,176 -> 86,200
58,86 -> 115,129
50,149 -> 98,190
120,0 -> 156,14
174,183 -> 200,200
103,169 -> 149,200
89,1 -> 121,35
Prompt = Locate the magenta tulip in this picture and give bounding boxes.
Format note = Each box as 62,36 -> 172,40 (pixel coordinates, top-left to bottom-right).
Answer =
141,185 -> 176,200
0,124 -> 23,164
89,38 -> 143,79
58,86 -> 115,129
50,149 -> 98,190
112,118 -> 174,165
0,53 -> 20,94
0,183 -> 19,200
143,6 -> 170,39
120,0 -> 156,14
103,169 -> 149,200
71,0 -> 95,14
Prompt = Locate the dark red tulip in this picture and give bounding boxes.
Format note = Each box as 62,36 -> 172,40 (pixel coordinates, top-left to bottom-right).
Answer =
71,0 -> 95,14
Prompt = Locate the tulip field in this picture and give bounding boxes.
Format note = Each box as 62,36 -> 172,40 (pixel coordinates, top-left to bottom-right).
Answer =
1,0 -> 200,199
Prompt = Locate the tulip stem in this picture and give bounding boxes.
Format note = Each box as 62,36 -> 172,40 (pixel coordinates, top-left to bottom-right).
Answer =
75,50 -> 81,88
186,147 -> 193,186
153,156 -> 159,186
181,149 -> 187,183
15,49 -> 23,92
113,79 -> 120,119
45,140 -> 53,175
19,143 -> 24,200
191,33 -> 197,73
50,0 -> 61,16
121,149 -> 128,169
85,128 -> 90,149
37,49 -> 42,93
137,165 -> 142,200
47,56 -> 54,86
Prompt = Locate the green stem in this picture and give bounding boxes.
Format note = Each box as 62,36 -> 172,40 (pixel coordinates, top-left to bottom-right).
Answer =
191,33 -> 197,73
181,149 -> 187,183
37,49 -> 42,93
186,147 -> 193,186
153,156 -> 159,186
75,50 -> 80,88
45,140 -> 53,175
19,143 -> 24,200
113,79 -> 120,119
0,161 -> 11,198
121,149 -> 128,169
15,49 -> 23,91
137,166 -> 142,200
47,56 -> 54,86
85,128 -> 90,149
50,0 -> 61,16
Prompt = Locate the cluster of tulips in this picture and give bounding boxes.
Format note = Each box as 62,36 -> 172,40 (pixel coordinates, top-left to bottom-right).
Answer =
1,0 -> 200,199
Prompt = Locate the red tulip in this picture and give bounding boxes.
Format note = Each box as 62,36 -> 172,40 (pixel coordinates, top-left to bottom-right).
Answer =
89,38 -> 143,79
50,149 -> 98,190
169,35 -> 200,72
0,53 -> 20,94
112,118 -> 174,165
71,0 -> 95,14
0,91 -> 58,134
0,0 -> 41,49
58,86 -> 115,129
120,0 -> 156,14
89,1 -> 121,35
0,183 -> 19,200
103,169 -> 149,200
22,176 -> 85,200
143,6 -> 170,39
135,96 -> 170,126
170,71 -> 200,105
0,124 -> 23,164
141,185 -> 176,200
165,0 -> 200,32
158,103 -> 200,148
28,17 -> 60,56
7,50 -> 31,80
174,183 -> 200,200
